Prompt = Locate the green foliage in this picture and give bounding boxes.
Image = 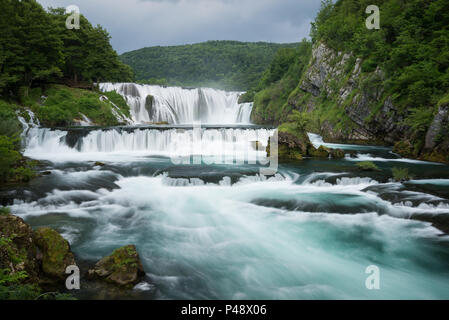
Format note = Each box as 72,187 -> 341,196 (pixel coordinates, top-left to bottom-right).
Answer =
404,107 -> 435,140
0,101 -> 22,147
0,233 -> 41,300
238,90 -> 256,104
102,90 -> 131,118
356,161 -> 381,171
0,1 -> 133,95
11,166 -> 36,183
120,41 -> 300,91
311,0 -> 449,112
0,207 -> 10,216
392,167 -> 413,182
250,0 -> 449,161
251,39 -> 313,123
35,85 -> 129,127
0,0 -> 64,93
287,110 -> 311,132
0,135 -> 21,182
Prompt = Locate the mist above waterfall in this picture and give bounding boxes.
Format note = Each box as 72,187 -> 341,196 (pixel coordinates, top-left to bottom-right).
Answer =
99,83 -> 253,125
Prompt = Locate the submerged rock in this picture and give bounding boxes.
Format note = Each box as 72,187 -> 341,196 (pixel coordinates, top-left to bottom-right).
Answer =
34,227 -> 77,280
87,245 -> 145,287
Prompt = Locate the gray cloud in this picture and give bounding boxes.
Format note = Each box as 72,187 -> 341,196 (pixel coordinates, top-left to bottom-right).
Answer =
37,0 -> 321,54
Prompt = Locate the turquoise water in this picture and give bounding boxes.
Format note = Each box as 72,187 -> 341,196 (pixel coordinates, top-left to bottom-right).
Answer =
5,128 -> 449,299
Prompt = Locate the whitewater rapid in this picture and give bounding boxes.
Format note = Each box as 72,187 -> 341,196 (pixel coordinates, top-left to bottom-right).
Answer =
99,83 -> 253,125
9,168 -> 449,299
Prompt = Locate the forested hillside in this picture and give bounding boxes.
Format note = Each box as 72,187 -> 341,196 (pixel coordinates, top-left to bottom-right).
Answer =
250,0 -> 449,163
120,41 -> 300,91
0,0 -> 133,94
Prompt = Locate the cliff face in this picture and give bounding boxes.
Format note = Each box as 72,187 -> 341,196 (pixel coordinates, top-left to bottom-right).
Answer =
269,42 -> 449,162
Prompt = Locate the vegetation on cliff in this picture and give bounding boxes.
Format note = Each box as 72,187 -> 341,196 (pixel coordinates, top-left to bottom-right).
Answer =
249,40 -> 313,124
249,0 -> 449,163
120,41 -> 300,91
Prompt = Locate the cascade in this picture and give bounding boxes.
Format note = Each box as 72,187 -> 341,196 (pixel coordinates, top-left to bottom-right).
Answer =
99,83 -> 253,125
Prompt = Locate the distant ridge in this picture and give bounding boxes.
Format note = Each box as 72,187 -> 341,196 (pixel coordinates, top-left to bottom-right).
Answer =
120,40 -> 300,91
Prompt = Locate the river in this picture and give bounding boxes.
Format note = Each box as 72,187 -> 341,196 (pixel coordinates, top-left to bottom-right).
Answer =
4,84 -> 449,299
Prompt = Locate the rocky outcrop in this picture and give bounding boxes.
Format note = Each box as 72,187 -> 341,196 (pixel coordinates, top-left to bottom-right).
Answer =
120,83 -> 140,98
87,245 -> 145,287
145,94 -> 154,117
267,128 -> 346,162
274,41 -> 449,163
293,42 -> 405,144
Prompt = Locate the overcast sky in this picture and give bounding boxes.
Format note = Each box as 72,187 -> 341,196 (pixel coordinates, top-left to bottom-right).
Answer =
37,0 -> 321,54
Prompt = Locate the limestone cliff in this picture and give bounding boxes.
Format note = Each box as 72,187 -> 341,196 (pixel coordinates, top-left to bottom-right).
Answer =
255,42 -> 449,163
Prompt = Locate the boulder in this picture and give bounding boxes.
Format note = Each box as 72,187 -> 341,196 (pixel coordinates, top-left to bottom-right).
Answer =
33,227 -> 76,280
87,245 -> 145,287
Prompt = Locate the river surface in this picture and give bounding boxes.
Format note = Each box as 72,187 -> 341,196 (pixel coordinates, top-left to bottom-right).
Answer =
4,122 -> 449,300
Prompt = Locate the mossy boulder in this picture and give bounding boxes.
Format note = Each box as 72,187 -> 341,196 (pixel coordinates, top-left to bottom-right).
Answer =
87,245 -> 145,288
330,148 -> 345,159
0,214 -> 39,282
33,227 -> 76,280
309,145 -> 330,158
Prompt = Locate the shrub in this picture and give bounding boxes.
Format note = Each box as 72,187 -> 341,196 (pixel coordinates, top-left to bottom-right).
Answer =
392,167 -> 412,182
361,59 -> 378,73
356,161 -> 380,171
37,105 -> 73,127
0,207 -> 10,216
12,167 -> 36,183
0,135 -> 21,182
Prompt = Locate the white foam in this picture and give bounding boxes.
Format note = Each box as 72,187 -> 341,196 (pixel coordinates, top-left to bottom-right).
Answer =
347,153 -> 443,165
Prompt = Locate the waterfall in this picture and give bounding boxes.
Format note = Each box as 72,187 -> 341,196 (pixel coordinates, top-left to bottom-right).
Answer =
23,127 -> 273,162
99,83 -> 253,125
